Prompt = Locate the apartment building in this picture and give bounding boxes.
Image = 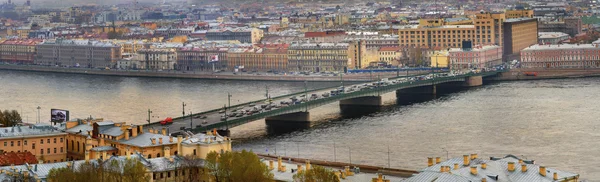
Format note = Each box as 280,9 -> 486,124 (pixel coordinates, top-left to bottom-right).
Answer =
0,124 -> 67,163
134,48 -> 177,70
226,44 -> 289,72
206,27 -> 264,44
288,43 -> 349,72
176,47 -> 229,71
0,39 -> 42,64
520,44 -> 600,68
503,18 -> 538,61
35,39 -> 121,68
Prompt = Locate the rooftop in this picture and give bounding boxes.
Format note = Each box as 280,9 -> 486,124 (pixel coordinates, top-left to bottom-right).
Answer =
522,44 -> 599,51
538,32 -> 570,39
0,124 -> 65,139
504,18 -> 537,23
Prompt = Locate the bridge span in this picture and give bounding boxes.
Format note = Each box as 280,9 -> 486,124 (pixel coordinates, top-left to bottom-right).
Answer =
144,71 -> 502,136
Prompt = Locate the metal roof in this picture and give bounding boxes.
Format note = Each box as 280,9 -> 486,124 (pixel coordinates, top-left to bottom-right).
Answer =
118,133 -> 178,147
0,124 -> 64,139
101,127 -> 123,137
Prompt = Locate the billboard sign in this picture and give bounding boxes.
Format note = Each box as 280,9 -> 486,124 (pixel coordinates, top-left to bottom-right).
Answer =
51,109 -> 69,123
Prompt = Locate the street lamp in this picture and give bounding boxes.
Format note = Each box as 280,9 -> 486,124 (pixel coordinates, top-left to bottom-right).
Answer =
182,102 -> 186,116
36,106 -> 40,124
147,109 -> 152,124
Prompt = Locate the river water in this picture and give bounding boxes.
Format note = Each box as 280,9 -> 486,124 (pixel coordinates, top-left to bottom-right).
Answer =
1,70 -> 599,180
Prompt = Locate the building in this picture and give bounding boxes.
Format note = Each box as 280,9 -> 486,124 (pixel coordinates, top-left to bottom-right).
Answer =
0,151 -> 38,166
520,44 -> 600,68
176,47 -> 229,71
347,40 -> 366,69
398,12 -> 504,49
35,39 -> 121,68
538,32 -> 570,44
288,43 -> 349,72
538,17 -> 582,37
378,46 -> 401,67
430,50 -> 449,68
448,45 -> 503,69
206,28 -> 264,44
503,18 -> 538,61
0,124 -> 67,163
404,154 -> 579,182
0,39 -> 42,64
505,9 -> 534,19
154,27 -> 196,38
226,44 -> 288,72
134,49 -> 177,70
302,31 -> 347,43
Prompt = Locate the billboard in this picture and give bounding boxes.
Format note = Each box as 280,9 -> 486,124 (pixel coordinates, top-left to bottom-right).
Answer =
51,109 -> 69,123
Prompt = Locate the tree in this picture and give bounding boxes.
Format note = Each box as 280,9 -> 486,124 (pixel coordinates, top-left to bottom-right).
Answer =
205,150 -> 274,182
0,110 -> 22,127
181,155 -> 206,182
46,158 -> 149,182
121,158 -> 150,182
293,165 -> 340,182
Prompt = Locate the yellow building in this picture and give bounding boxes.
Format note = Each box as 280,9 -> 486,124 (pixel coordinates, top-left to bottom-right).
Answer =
0,124 -> 67,163
364,49 -> 380,68
503,18 -> 538,59
7,27 -> 32,39
378,47 -> 402,66
506,9 -> 534,19
399,12 -> 504,49
288,43 -> 349,72
226,45 -> 289,72
347,40 -> 366,69
430,51 -> 449,68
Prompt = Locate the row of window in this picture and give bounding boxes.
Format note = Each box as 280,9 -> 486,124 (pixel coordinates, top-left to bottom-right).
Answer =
40,147 -> 64,154
3,137 -> 63,147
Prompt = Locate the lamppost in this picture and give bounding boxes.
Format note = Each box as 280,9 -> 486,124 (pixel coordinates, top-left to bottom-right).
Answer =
304,81 -> 308,112
36,106 -> 40,124
182,102 -> 186,116
147,109 -> 152,124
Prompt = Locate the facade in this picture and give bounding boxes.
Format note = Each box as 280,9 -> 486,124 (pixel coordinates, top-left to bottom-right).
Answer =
226,44 -> 288,72
0,124 -> 67,163
503,18 -> 538,61
301,31 -> 347,43
35,39 -> 121,68
430,51 -> 449,68
0,39 -> 42,64
520,44 -> 600,68
206,28 -> 264,43
448,45 -> 503,69
347,40 -> 366,69
378,47 -> 401,66
505,9 -> 534,19
538,32 -> 570,44
134,48 -> 177,70
176,47 -> 229,71
288,43 -> 349,72
398,12 -> 504,49
404,154 -> 579,182
538,17 -> 582,37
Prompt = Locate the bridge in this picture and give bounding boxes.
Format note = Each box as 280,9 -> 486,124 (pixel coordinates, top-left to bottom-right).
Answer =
144,70 -> 503,136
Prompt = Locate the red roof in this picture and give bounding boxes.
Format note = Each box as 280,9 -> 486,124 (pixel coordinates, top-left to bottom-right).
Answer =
1,39 -> 43,46
0,151 -> 38,166
304,31 -> 346,38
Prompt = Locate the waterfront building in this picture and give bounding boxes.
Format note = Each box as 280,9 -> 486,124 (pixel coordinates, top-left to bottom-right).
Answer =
503,18 -> 538,61
448,45 -> 503,69
35,39 -> 121,68
301,31 -> 347,43
226,44 -> 289,72
520,44 -> 600,68
206,27 -> 264,44
404,154 -> 579,182
378,46 -> 402,66
430,50 -> 449,68
0,124 -> 67,163
288,43 -> 349,72
538,17 -> 582,37
344,34 -> 399,50
538,32 -> 570,45
176,47 -> 229,71
398,12 -> 505,48
0,39 -> 42,64
134,48 -> 177,70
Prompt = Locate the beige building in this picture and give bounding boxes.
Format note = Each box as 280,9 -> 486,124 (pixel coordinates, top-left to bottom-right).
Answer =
0,124 -> 67,163
134,48 -> 177,70
503,18 -> 538,60
378,47 -> 401,66
288,43 -> 349,72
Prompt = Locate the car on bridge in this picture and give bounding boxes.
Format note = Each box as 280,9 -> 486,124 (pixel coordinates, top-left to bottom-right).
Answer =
160,117 -> 173,125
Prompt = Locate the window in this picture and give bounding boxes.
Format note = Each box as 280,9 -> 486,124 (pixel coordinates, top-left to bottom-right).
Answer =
17,141 -> 20,146
60,147 -> 63,153
54,138 -> 56,143
60,138 -> 63,143
32,143 -> 35,149
47,148 -> 50,154
3,142 -> 5,146
54,148 -> 57,153
47,139 -> 50,144
10,141 -> 13,146
153,174 -> 156,180
41,149 -> 44,154
24,140 -> 27,146
168,172 -> 171,178
41,139 -> 43,144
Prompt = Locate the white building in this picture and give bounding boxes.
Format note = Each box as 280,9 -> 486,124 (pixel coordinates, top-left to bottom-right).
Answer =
538,32 -> 570,44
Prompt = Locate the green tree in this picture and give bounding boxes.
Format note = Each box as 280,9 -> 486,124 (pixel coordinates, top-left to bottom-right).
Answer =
121,158 -> 150,182
181,155 -> 206,182
205,150 -> 274,182
46,158 -> 149,182
293,165 -> 340,182
0,109 -> 22,127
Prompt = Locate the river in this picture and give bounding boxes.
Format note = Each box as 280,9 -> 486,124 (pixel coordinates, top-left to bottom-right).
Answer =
0,70 -> 598,180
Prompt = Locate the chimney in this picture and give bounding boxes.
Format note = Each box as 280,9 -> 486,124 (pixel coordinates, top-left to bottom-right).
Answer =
518,159 -> 523,164
454,163 -> 459,170
269,160 -> 274,170
508,162 -> 515,172
481,163 -> 487,169
435,157 -> 441,164
169,136 -> 173,143
164,146 -> 171,160
553,172 -> 558,180
132,126 -> 138,137
85,150 -> 90,163
482,178 -> 487,182
521,164 -> 527,172
427,157 -> 433,167
539,166 -> 546,176
125,147 -> 131,159
148,128 -> 153,134
138,125 -> 143,135
297,164 -> 303,173
463,155 -> 470,166
159,138 -> 163,144
162,128 -> 167,136
440,166 -> 445,172
151,138 -> 156,145
125,130 -> 130,140
277,156 -> 282,171
306,160 -> 311,171
470,166 -> 477,175
470,153 -> 478,160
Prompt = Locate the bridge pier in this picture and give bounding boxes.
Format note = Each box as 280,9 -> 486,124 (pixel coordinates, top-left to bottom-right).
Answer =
464,75 -> 483,87
216,129 -> 231,137
395,85 -> 438,104
339,96 -> 383,107
265,111 -> 311,127
339,96 -> 383,117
